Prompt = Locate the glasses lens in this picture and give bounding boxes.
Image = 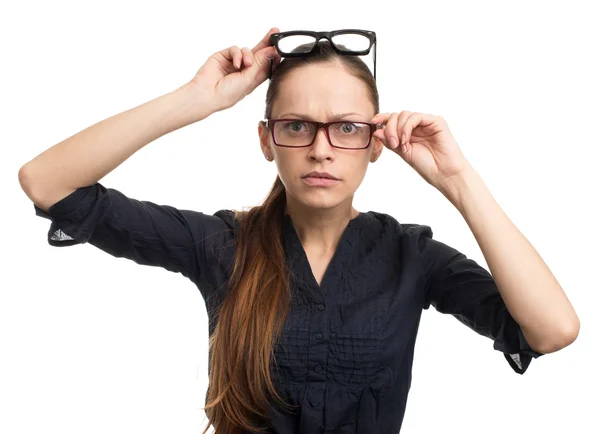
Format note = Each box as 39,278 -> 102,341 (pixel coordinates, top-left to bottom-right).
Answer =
278,35 -> 316,54
273,120 -> 316,146
273,121 -> 370,149
330,33 -> 371,52
329,122 -> 371,148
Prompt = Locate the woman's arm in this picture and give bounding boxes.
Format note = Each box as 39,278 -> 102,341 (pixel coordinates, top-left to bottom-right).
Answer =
440,167 -> 580,354
18,82 -> 214,211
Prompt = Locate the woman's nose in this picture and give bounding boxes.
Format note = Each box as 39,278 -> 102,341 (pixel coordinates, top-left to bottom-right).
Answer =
308,128 -> 332,157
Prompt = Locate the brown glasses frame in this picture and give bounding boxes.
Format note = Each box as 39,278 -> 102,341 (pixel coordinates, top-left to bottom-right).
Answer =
265,118 -> 385,150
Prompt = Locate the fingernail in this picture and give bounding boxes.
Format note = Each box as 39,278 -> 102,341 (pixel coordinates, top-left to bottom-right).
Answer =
401,144 -> 408,153
390,137 -> 398,148
401,133 -> 406,145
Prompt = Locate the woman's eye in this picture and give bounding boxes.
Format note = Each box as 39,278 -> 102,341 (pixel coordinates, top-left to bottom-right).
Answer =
339,123 -> 358,133
284,121 -> 307,132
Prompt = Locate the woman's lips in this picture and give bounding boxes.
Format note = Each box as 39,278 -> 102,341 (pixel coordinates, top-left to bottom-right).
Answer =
302,176 -> 340,187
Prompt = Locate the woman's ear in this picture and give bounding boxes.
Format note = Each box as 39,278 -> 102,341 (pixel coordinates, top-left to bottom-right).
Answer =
370,135 -> 384,162
258,120 -> 271,158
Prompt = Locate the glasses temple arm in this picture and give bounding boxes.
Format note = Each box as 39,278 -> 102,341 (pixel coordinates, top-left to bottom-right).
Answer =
374,39 -> 377,81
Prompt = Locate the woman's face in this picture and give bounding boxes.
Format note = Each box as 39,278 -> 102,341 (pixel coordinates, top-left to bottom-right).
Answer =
258,62 -> 384,213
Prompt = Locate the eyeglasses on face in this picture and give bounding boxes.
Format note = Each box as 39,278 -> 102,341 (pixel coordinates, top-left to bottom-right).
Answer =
268,29 -> 377,80
263,118 -> 385,150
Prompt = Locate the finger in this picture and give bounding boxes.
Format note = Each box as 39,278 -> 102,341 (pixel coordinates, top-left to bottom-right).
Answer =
401,112 -> 438,145
241,47 -> 253,67
218,45 -> 236,60
370,112 -> 390,142
218,45 -> 242,69
396,111 -> 413,145
372,124 -> 386,142
384,113 -> 400,149
232,45 -> 243,69
370,112 -> 390,125
252,27 -> 280,54
241,45 -> 279,86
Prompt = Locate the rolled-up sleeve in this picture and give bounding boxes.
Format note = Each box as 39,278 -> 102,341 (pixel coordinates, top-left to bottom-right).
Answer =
418,226 -> 544,374
33,182 -> 237,302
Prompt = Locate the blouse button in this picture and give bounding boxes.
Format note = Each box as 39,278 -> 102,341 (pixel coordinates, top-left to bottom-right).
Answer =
315,365 -> 322,372
316,332 -> 323,339
318,304 -> 325,311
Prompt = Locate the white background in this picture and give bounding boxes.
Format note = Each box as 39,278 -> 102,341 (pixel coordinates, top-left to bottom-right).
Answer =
2,1 -> 599,433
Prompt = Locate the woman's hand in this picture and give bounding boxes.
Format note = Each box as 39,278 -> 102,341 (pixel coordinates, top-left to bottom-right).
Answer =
371,111 -> 473,191
188,27 -> 282,113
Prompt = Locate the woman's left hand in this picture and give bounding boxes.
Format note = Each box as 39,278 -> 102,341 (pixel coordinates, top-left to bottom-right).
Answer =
370,111 -> 473,191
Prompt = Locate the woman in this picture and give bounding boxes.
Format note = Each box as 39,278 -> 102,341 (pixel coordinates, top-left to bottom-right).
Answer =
19,27 -> 579,434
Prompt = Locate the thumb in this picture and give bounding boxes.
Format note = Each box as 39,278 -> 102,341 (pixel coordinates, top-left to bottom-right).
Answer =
242,46 -> 279,80
373,129 -> 386,142
255,45 -> 279,67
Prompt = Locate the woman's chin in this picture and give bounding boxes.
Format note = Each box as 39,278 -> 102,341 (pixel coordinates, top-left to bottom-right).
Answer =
294,192 -> 344,210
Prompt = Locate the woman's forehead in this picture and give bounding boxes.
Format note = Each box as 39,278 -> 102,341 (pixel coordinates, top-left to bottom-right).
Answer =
273,67 -> 373,118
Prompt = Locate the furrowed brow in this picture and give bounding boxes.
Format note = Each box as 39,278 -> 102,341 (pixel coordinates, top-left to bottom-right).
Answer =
278,112 -> 365,121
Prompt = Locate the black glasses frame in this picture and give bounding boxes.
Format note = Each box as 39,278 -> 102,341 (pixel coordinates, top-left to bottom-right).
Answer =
264,118 -> 385,150
268,29 -> 377,80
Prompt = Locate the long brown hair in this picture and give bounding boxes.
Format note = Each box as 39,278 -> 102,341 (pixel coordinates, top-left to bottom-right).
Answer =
200,40 -> 380,434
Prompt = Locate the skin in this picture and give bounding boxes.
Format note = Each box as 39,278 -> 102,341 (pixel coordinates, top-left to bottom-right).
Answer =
258,62 -> 384,255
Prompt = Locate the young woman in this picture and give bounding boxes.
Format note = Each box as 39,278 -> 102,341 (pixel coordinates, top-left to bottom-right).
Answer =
19,27 -> 579,434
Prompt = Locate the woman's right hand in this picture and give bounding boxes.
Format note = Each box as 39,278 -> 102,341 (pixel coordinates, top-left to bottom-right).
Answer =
189,28 -> 282,113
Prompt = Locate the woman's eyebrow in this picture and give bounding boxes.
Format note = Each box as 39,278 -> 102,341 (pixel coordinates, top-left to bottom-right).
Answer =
278,112 -> 366,120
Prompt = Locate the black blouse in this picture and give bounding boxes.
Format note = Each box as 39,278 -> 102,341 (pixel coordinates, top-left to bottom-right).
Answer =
32,182 -> 544,433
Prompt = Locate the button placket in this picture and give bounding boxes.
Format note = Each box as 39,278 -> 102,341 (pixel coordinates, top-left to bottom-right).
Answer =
306,301 -> 327,382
